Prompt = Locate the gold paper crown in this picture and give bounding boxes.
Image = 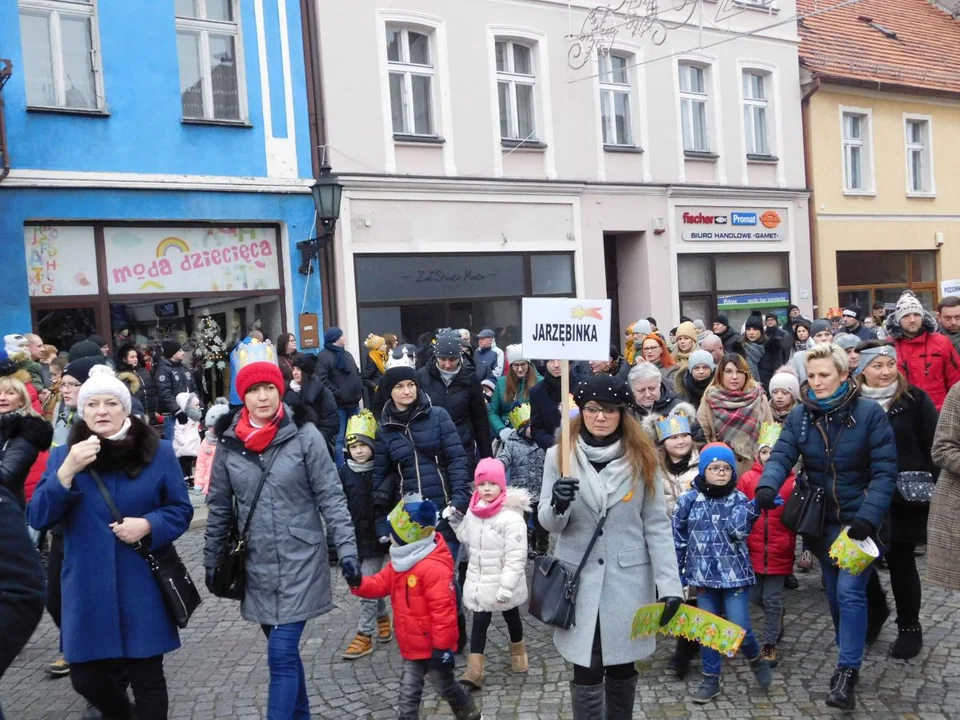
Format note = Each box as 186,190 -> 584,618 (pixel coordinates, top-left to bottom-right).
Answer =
235,339 -> 277,370
508,403 -> 531,429
346,409 -> 378,444
757,422 -> 782,449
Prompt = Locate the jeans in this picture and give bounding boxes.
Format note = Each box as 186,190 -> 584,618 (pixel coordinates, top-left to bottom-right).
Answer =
695,587 -> 761,676
163,415 -> 176,442
261,622 -> 310,720
397,658 -> 472,720
470,607 -> 524,654
335,405 -> 360,468
358,556 -> 388,635
749,574 -> 785,645
71,655 -> 167,720
811,525 -> 870,669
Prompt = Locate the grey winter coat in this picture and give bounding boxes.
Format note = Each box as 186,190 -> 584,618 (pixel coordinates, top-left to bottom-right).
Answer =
203,405 -> 358,626
538,447 -> 683,667
496,430 -> 545,496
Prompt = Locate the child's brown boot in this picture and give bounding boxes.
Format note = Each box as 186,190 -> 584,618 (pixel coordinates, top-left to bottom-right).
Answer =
509,641 -> 528,673
459,653 -> 485,690
376,615 -> 393,643
342,633 -> 373,660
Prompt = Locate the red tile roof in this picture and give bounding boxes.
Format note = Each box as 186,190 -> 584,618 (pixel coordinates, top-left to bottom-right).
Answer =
798,0 -> 960,95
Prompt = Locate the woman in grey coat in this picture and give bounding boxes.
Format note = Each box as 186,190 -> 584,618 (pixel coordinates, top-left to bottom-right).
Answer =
204,360 -> 359,719
539,375 -> 684,720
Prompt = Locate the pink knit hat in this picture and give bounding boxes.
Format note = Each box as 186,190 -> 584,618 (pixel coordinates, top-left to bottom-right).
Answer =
474,457 -> 506,491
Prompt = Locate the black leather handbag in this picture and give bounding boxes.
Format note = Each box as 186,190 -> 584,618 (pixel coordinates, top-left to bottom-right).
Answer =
780,476 -> 825,538
90,470 -> 200,629
211,450 -> 280,600
529,513 -> 607,630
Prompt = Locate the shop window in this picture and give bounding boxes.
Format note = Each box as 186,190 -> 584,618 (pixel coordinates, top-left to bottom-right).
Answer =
386,25 -> 435,137
18,0 -> 102,111
715,254 -> 788,292
531,254 -> 574,295
598,52 -> 634,147
837,250 -> 938,311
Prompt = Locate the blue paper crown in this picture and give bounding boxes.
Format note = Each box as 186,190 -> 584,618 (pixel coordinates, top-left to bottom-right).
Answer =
235,339 -> 278,370
655,414 -> 691,442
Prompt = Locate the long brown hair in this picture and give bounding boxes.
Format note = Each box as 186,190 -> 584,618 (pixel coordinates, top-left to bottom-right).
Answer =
568,410 -> 659,494
706,353 -> 758,393
504,363 -> 532,404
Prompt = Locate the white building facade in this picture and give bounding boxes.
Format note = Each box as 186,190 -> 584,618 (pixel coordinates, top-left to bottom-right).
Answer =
314,0 -> 812,350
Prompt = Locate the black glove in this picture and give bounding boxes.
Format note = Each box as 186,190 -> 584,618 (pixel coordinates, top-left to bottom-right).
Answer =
551,477 -> 579,514
847,518 -> 874,541
327,545 -> 340,568
340,556 -> 362,588
431,648 -> 455,671
175,411 -> 188,425
660,596 -> 683,627
205,567 -> 217,594
754,487 -> 778,511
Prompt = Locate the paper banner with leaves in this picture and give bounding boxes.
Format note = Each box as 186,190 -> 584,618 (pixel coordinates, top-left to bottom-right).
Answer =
630,602 -> 746,656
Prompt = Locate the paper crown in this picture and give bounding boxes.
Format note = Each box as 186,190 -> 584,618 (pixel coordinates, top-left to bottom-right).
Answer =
388,495 -> 438,545
631,602 -> 746,657
757,422 -> 782,449
655,414 -> 691,442
508,403 -> 531,429
235,339 -> 277,369
346,409 -> 378,444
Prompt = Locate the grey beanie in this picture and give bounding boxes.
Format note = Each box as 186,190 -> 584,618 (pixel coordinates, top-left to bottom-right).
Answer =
688,349 -> 715,371
833,333 -> 861,351
810,319 -> 832,337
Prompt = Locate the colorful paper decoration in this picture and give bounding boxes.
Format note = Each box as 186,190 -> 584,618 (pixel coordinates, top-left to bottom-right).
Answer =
655,413 -> 692,442
828,527 -> 879,576
630,602 -> 747,656
757,422 -> 782,449
508,403 -> 531,429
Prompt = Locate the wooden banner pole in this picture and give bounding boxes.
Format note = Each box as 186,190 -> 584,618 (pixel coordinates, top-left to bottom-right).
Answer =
560,359 -> 571,476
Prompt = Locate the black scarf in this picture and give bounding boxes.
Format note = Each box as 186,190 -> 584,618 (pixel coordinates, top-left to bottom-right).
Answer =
324,342 -> 347,371
682,370 -> 710,406
665,451 -> 693,476
693,473 -> 738,498
543,371 -> 563,402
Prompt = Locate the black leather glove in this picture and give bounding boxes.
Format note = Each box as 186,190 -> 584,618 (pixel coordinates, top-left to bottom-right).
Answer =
660,596 -> 683,627
205,567 -> 217,594
340,556 -> 362,588
754,486 -> 778,511
431,648 -> 455,672
847,518 -> 874,541
551,477 -> 579,514
327,545 -> 340,568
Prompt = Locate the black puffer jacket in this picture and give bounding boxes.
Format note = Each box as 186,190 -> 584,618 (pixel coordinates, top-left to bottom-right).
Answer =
373,392 -> 470,542
0,413 -> 53,508
718,327 -> 740,354
115,346 -> 158,415
153,357 -> 196,416
417,361 -> 493,461
300,376 -> 340,456
338,462 -> 385,560
316,347 -> 363,408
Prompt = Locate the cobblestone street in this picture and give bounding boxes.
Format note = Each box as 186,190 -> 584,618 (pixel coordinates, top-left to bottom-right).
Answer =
3,528 -> 960,719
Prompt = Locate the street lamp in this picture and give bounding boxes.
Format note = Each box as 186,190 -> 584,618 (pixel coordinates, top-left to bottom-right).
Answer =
297,161 -> 343,274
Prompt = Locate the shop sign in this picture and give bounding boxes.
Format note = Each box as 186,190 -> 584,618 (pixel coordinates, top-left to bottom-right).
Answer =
717,291 -> 790,309
522,298 -> 612,361
24,226 -> 99,297
941,279 -> 960,297
678,206 -> 786,242
104,227 -> 280,294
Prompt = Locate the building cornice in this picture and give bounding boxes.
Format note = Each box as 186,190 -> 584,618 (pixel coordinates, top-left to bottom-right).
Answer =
0,169 -> 314,193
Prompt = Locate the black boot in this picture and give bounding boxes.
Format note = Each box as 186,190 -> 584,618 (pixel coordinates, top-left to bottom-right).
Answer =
570,682 -> 605,720
604,675 -> 638,720
452,693 -> 483,720
890,624 -> 923,659
825,667 -> 858,710
666,636 -> 698,678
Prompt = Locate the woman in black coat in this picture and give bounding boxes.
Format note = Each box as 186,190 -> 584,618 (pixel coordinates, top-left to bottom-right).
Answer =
115,345 -> 158,417
856,341 -> 938,660
0,376 -> 53,508
276,333 -> 299,387
287,355 -> 339,458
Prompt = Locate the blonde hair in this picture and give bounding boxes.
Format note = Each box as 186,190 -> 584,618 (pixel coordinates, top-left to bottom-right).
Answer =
568,411 -> 659,494
0,376 -> 40,417
804,342 -> 848,374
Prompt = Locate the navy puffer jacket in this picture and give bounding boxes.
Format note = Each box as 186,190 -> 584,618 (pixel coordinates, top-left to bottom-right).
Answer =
373,392 -> 470,541
758,382 -> 898,532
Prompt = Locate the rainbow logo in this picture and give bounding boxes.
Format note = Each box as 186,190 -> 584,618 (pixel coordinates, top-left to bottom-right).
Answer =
156,237 -> 190,257
140,280 -> 164,291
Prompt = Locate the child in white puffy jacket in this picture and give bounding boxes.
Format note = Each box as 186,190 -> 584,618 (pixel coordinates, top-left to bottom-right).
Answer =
172,391 -> 202,488
452,457 -> 530,691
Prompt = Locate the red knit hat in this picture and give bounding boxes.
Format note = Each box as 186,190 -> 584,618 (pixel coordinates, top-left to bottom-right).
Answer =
235,361 -> 284,399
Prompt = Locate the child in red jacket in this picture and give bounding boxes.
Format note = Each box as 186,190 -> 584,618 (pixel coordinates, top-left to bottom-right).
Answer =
351,495 -> 482,720
737,423 -> 797,667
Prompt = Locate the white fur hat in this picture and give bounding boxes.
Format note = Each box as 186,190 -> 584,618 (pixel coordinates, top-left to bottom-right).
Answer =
77,364 -> 132,416
506,344 -> 524,364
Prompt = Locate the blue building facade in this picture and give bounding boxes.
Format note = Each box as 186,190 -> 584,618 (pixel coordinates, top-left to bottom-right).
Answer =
0,0 -> 321,356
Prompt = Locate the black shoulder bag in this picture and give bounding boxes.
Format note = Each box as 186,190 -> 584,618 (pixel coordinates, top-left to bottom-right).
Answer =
528,512 -> 608,630
781,421 -> 846,539
90,469 -> 201,629
211,449 -> 281,600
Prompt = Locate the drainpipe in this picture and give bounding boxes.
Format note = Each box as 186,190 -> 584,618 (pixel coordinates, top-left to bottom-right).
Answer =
801,75 -> 822,315
299,0 -> 338,325
0,59 -> 13,183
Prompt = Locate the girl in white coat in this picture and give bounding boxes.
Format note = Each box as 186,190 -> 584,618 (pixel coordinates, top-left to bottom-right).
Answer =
453,457 -> 531,690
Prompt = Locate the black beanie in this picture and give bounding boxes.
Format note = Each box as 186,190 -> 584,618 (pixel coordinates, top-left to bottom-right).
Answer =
745,315 -> 764,332
382,365 -> 418,399
713,314 -> 730,329
573,374 -> 633,408
63,355 -> 106,385
67,340 -> 103,363
162,340 -> 182,359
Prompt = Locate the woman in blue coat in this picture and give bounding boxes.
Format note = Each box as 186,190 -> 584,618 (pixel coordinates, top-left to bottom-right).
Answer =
29,366 -> 193,720
756,343 -> 897,712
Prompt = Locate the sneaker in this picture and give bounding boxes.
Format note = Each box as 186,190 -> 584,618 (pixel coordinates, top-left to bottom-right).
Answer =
45,655 -> 70,677
343,633 -> 374,660
761,644 -> 779,668
376,616 -> 393,643
749,655 -> 773,688
691,674 -> 721,704
797,549 -> 813,572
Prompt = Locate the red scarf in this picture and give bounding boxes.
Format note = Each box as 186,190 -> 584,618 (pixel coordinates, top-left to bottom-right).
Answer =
234,405 -> 284,453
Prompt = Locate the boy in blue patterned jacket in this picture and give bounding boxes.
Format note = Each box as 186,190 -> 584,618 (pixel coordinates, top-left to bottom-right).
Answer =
672,442 -> 778,704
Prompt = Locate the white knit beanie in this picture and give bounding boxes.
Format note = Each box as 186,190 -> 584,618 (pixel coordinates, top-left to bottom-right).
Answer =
633,319 -> 652,336
893,291 -> 924,325
506,344 -> 524,364
77,364 -> 132,415
769,369 -> 801,400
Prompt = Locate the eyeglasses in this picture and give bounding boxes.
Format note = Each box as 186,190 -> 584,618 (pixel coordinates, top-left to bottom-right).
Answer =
706,465 -> 732,475
582,405 -> 619,418
512,362 -> 529,369
722,368 -> 746,377
61,381 -> 82,390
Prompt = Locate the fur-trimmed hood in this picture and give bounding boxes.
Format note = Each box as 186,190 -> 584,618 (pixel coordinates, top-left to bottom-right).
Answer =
0,412 -> 53,450
67,415 -> 158,478
884,308 -> 938,339
501,486 -> 533,513
115,370 -> 142,396
640,401 -> 697,441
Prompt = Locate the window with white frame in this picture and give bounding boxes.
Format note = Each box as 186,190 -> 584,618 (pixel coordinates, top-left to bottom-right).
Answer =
598,52 -> 633,146
18,0 -> 101,110
905,118 -> 932,194
496,39 -> 537,142
386,26 -> 435,136
175,0 -> 244,121
742,71 -> 770,156
679,63 -> 709,153
841,111 -> 871,191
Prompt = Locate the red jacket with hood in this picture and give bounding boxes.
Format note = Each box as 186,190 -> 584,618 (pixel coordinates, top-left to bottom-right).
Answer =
352,533 -> 458,660
892,328 -> 960,411
738,459 -> 797,575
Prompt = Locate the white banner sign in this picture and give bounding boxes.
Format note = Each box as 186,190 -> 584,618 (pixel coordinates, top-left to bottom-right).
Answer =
522,298 -> 612,361
24,226 -> 99,296
941,279 -> 960,297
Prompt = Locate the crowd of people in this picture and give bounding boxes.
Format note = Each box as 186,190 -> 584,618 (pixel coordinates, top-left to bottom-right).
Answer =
2,288 -> 960,718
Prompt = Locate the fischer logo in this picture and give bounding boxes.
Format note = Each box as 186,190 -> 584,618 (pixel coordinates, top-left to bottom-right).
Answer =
682,212 -> 728,225
731,212 -> 758,226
